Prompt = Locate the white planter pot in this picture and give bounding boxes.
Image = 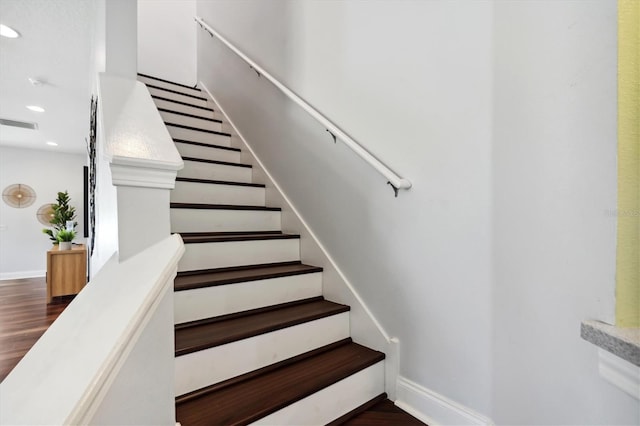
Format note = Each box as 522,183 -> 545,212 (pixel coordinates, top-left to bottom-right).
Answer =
59,241 -> 72,250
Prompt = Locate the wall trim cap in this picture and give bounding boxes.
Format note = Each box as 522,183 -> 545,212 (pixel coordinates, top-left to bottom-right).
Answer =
395,376 -> 494,426
109,160 -> 179,189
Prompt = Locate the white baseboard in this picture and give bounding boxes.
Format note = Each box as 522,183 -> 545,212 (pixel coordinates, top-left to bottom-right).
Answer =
598,348 -> 640,400
395,376 -> 494,426
0,270 -> 46,280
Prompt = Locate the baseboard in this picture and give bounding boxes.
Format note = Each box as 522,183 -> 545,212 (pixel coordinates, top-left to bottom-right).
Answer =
598,348 -> 640,400
395,376 -> 494,426
0,270 -> 46,280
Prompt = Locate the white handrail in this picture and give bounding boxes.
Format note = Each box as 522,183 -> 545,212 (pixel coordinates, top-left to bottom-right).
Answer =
195,16 -> 412,196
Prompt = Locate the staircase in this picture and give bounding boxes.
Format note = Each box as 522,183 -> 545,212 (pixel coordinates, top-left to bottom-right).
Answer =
138,73 -> 394,425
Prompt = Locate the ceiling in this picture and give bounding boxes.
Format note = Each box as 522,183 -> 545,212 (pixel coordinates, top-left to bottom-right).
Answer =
0,0 -> 95,155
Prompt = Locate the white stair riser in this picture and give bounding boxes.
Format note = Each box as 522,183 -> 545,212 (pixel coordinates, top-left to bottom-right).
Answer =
152,98 -> 215,119
178,161 -> 252,183
175,143 -> 241,163
138,76 -> 199,95
146,86 -> 208,108
174,273 -> 323,324
179,238 -> 300,272
175,312 -> 350,396
167,126 -> 231,146
171,209 -> 281,233
160,110 -> 222,132
253,361 -> 385,426
171,181 -> 265,206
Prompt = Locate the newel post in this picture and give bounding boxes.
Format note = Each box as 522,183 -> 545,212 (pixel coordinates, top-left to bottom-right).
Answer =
99,72 -> 183,262
110,157 -> 180,261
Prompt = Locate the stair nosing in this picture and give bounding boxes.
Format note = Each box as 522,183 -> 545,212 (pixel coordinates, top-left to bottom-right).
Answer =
158,108 -> 222,123
175,177 -> 264,188
176,260 -> 303,277
174,263 -> 323,291
179,230 -> 282,237
146,83 -> 207,100
170,202 -> 280,211
166,122 -> 231,137
138,73 -> 199,91
151,95 -> 214,111
326,393 -> 389,426
180,232 -> 300,244
175,338 -> 353,404
181,156 -> 251,168
174,298 -> 350,355
173,139 -> 240,152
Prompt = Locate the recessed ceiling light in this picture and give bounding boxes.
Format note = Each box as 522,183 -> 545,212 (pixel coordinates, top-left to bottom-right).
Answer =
0,24 -> 20,39
46,141 -> 58,146
26,105 -> 45,113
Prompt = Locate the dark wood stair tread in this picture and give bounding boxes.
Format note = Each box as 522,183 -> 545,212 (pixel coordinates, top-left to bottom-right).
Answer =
328,393 -> 388,425
138,73 -> 199,91
158,108 -> 222,123
174,139 -> 240,152
181,156 -> 250,168
146,83 -> 207,100
175,177 -> 264,188
340,398 -> 426,426
165,122 -> 231,137
180,232 -> 299,244
175,261 -> 323,291
175,298 -> 349,356
152,95 -> 214,111
175,341 -> 384,426
171,202 -> 279,211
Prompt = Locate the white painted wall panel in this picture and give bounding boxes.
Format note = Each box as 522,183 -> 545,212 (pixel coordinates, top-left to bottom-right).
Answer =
195,0 -> 638,424
491,2 -> 636,424
172,180 -> 264,205
138,0 -> 196,86
174,272 -> 323,324
179,160 -> 250,182
171,208 -> 281,233
179,238 -> 300,271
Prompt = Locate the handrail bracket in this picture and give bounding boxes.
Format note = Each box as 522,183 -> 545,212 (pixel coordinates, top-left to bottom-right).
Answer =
326,129 -> 337,144
387,181 -> 399,198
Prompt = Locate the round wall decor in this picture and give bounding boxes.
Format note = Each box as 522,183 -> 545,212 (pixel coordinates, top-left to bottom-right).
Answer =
2,183 -> 36,208
36,203 -> 55,226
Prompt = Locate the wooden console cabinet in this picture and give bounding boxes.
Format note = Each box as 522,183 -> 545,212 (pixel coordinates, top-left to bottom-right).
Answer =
46,244 -> 87,303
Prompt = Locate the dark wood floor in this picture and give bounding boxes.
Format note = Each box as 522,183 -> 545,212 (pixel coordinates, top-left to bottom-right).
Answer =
343,399 -> 426,425
0,277 -> 72,382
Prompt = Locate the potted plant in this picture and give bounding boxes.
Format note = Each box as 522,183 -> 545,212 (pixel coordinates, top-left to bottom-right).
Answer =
56,229 -> 76,250
42,191 -> 77,245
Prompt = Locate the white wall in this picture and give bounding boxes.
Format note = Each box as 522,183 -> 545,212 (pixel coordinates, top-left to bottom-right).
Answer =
105,0 -> 138,79
197,0 -> 494,416
491,1 -> 637,424
196,0 -> 639,424
0,147 -> 86,279
138,0 -> 197,86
